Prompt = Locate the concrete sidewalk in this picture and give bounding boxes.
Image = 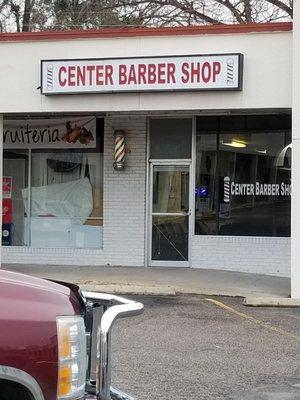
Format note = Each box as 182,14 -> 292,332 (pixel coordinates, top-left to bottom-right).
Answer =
3,263 -> 292,301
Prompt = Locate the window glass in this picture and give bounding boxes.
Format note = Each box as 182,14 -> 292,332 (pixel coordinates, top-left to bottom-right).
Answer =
218,132 -> 291,236
2,117 -> 104,249
27,150 -> 103,248
150,118 -> 192,159
195,133 -> 217,235
2,150 -> 29,246
153,165 -> 189,213
195,115 -> 291,237
152,215 -> 189,261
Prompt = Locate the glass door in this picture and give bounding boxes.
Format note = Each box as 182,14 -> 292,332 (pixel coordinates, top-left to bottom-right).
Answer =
150,163 -> 190,266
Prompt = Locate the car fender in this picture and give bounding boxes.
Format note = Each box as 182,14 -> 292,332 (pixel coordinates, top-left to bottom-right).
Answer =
0,365 -> 45,400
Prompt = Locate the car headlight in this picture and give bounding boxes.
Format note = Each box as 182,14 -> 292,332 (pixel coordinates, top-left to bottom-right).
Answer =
56,316 -> 87,399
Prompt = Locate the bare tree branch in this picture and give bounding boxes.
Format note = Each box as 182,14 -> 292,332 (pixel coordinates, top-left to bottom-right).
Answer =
0,0 -> 293,32
10,1 -> 21,31
22,0 -> 35,31
266,0 -> 292,16
216,0 -> 245,23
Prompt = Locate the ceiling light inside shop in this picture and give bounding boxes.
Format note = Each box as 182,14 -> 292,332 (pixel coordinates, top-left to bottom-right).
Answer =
221,139 -> 247,148
256,149 -> 267,154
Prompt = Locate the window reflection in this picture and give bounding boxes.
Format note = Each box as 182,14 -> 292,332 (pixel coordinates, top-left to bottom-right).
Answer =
153,165 -> 189,213
2,118 -> 104,248
2,150 -> 28,246
152,215 -> 188,261
26,150 -> 103,248
152,165 -> 190,261
195,115 -> 291,237
218,132 -> 291,236
195,134 -> 217,235
150,118 -> 192,159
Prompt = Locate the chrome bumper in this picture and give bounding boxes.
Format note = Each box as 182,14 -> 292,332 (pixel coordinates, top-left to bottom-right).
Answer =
84,388 -> 134,400
81,291 -> 144,400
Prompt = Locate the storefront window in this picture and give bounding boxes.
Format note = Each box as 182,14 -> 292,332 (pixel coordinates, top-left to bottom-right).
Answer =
195,115 -> 291,237
3,150 -> 28,246
2,117 -> 104,248
195,133 -> 217,235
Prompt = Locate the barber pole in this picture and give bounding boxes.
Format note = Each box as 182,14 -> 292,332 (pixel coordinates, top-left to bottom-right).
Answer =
227,58 -> 234,86
113,130 -> 126,170
224,176 -> 230,202
47,64 -> 53,90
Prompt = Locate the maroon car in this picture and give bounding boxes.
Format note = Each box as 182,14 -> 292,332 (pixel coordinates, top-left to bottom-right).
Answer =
0,269 -> 143,400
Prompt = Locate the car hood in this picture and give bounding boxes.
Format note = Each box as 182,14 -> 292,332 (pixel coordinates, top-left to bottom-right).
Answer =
0,269 -> 84,316
0,269 -> 72,295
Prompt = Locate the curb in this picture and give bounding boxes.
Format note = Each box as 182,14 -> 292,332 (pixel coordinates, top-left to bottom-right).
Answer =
78,283 -> 176,296
78,283 -> 246,297
174,287 -> 253,297
244,297 -> 300,307
78,282 -> 293,301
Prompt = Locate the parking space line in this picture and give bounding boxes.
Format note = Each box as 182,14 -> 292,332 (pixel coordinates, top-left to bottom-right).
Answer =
205,298 -> 300,341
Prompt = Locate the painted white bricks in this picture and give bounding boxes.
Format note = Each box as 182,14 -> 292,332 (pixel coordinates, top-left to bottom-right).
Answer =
2,114 -> 148,267
102,115 -> 147,266
192,236 -> 290,277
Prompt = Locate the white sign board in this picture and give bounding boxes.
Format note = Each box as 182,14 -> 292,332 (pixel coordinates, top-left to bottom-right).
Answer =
41,54 -> 243,95
4,117 -> 96,149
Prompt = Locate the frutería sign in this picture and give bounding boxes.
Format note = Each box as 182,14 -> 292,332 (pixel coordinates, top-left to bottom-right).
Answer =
3,117 -> 96,149
41,54 -> 243,95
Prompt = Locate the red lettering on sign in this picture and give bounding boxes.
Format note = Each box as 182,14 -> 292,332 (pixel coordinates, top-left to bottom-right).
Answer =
148,64 -> 156,84
190,62 -> 201,83
119,65 -> 127,84
138,64 -> 147,84
180,61 -> 220,84
212,62 -> 221,82
105,65 -> 113,85
68,66 -> 76,86
202,62 -> 211,83
128,64 -> 137,84
56,58 -> 223,90
86,65 -> 95,85
58,66 -> 67,86
181,62 -> 189,84
96,65 -> 104,85
157,63 -> 166,84
77,66 -> 86,86
167,63 -> 176,84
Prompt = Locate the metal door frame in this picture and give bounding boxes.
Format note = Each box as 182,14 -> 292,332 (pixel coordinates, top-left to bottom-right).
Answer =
148,159 -> 192,267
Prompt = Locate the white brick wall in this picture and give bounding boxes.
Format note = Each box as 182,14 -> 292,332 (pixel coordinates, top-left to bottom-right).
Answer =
191,235 -> 291,277
102,115 -> 147,266
2,115 -> 147,266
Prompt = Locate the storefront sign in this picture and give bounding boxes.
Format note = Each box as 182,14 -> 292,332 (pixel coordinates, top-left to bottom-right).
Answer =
224,177 -> 291,199
41,54 -> 243,95
3,117 -> 96,149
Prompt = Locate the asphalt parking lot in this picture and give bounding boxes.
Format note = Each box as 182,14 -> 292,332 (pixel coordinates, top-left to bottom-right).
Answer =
111,295 -> 300,400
